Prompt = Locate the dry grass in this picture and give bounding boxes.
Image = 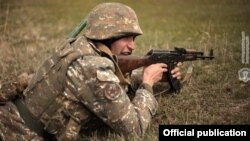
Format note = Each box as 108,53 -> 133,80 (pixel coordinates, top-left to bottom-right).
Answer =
0,0 -> 250,140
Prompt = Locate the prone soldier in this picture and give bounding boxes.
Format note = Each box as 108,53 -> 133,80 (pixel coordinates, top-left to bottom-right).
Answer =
0,2 -> 181,141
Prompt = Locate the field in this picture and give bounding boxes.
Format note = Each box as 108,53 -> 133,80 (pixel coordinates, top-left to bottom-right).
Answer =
0,0 -> 250,140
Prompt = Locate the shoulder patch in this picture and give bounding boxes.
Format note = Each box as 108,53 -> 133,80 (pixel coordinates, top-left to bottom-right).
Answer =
103,83 -> 121,101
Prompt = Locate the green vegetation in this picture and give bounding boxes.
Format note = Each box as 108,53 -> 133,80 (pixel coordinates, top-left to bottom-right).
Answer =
0,0 -> 249,140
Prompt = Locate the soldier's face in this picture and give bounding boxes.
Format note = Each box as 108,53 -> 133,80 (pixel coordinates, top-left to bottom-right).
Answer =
110,36 -> 136,55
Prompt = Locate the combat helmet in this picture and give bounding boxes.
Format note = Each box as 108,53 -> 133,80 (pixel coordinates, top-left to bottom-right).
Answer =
83,2 -> 143,40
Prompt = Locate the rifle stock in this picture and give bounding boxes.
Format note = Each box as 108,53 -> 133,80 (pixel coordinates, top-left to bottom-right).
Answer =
117,56 -> 150,74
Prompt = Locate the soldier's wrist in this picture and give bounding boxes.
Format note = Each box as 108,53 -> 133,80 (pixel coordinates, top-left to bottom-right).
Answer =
139,83 -> 153,94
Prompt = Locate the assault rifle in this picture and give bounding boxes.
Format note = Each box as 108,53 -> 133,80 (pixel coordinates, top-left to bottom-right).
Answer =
116,47 -> 214,94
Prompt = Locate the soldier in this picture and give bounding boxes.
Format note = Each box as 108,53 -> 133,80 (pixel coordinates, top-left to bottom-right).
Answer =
0,2 -> 181,141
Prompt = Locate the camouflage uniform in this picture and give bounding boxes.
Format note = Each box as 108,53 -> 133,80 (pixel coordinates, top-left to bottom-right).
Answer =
0,102 -> 44,141
0,2 -> 158,141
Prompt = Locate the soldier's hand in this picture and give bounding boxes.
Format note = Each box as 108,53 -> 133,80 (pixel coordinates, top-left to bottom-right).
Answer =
171,62 -> 182,80
142,63 -> 168,87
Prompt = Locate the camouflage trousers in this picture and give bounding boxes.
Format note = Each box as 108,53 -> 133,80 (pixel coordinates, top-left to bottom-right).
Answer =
0,102 -> 44,141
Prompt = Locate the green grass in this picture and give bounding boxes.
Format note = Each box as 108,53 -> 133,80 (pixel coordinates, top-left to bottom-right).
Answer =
0,0 -> 250,140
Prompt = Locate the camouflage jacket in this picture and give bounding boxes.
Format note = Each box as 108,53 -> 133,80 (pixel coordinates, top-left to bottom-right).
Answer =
1,36 -> 158,141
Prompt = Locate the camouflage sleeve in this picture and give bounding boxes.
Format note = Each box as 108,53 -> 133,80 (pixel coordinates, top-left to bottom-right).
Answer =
130,68 -> 143,90
67,56 -> 158,137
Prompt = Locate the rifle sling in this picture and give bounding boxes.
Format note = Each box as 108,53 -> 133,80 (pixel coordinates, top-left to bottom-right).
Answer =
13,98 -> 54,140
